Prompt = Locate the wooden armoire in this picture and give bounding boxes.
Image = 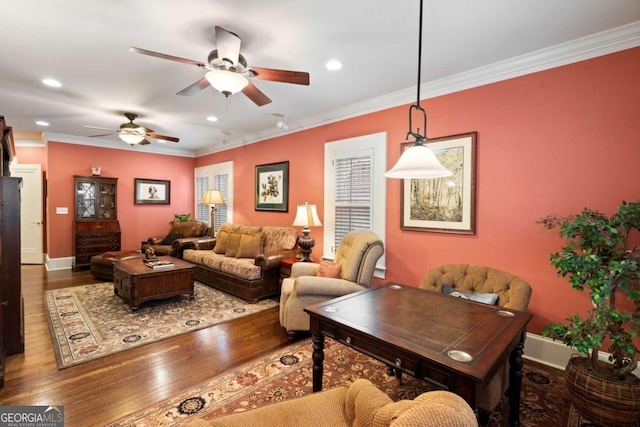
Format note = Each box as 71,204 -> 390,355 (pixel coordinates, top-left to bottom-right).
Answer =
0,116 -> 23,388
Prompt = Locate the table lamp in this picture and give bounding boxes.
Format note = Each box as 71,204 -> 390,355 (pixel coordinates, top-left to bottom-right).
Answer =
292,201 -> 322,262
200,189 -> 225,234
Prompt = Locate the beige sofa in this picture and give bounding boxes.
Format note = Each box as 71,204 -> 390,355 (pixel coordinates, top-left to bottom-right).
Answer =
185,379 -> 478,427
183,223 -> 299,303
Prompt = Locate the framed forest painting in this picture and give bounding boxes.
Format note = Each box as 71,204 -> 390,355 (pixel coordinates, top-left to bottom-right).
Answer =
400,132 -> 477,234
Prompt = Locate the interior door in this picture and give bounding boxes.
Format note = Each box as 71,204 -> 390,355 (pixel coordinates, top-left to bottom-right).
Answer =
9,164 -> 44,264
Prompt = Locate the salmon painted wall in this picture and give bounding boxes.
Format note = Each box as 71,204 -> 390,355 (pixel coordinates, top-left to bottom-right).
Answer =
196,47 -> 640,335
44,142 -> 196,258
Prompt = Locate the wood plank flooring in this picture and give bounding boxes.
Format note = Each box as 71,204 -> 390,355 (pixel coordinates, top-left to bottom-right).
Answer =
0,265 -> 292,426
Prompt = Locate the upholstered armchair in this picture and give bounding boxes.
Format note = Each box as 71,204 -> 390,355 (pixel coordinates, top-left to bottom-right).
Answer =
279,230 -> 384,339
419,263 -> 532,420
185,378 -> 478,427
141,221 -> 213,259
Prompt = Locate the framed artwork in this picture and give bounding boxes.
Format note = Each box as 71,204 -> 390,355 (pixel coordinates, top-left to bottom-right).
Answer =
134,178 -> 170,205
255,161 -> 289,212
400,132 -> 477,234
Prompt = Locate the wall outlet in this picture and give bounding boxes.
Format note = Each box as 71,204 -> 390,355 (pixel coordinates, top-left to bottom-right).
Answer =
56,207 -> 68,214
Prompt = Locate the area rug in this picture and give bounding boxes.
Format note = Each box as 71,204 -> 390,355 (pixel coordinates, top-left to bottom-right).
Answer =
109,337 -> 593,427
44,282 -> 278,369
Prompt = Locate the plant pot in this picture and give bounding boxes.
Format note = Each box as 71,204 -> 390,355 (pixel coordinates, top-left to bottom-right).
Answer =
565,356 -> 640,426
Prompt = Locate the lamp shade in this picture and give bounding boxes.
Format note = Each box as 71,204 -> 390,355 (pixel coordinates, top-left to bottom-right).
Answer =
293,202 -> 322,227
119,127 -> 146,145
200,189 -> 225,205
385,144 -> 453,179
205,70 -> 248,95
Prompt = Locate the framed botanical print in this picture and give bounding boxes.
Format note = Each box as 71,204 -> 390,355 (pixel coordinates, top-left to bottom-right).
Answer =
255,161 -> 289,212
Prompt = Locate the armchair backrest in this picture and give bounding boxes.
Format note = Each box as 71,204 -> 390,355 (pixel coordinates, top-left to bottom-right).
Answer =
168,221 -> 208,238
335,230 -> 384,287
419,263 -> 532,311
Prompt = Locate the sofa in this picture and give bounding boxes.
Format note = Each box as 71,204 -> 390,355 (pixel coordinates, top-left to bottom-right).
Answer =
183,223 -> 299,303
184,378 -> 478,427
141,221 -> 213,259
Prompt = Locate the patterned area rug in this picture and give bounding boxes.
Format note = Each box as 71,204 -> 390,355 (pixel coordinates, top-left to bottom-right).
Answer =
44,282 -> 278,369
109,337 -> 595,427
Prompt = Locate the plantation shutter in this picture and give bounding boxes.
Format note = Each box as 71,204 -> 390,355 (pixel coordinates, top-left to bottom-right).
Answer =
195,176 -> 209,223
334,153 -> 372,249
213,173 -> 229,232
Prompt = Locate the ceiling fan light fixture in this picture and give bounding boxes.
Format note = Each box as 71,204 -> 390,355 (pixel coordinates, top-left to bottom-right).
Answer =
119,127 -> 146,145
205,70 -> 248,96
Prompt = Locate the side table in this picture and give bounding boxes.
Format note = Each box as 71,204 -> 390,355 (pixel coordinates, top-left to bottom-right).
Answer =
280,257 -> 300,282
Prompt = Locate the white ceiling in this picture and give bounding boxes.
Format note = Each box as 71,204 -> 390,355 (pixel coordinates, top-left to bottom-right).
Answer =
2,0 -> 639,157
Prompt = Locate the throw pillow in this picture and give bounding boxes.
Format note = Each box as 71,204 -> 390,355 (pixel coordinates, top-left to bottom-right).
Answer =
236,233 -> 263,259
441,284 -> 499,305
160,232 -> 181,245
214,230 -> 230,254
317,261 -> 341,278
225,232 -> 242,257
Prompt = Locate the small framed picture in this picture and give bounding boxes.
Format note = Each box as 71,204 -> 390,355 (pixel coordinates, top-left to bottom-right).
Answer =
134,178 -> 170,205
255,161 -> 289,212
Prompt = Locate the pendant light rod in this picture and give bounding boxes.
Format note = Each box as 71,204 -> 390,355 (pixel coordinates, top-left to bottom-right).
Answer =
407,0 -> 427,144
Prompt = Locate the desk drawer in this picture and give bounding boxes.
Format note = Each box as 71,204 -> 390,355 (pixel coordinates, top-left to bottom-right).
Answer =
335,330 -> 418,376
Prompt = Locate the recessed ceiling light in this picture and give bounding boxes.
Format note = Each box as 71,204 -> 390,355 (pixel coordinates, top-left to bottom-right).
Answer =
206,116 -> 218,122
42,78 -> 62,88
157,139 -> 167,143
325,60 -> 342,71
36,121 -> 50,126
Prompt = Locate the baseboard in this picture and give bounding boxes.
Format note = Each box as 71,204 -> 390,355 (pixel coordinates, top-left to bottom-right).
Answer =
46,255 -> 73,271
525,332 -> 640,376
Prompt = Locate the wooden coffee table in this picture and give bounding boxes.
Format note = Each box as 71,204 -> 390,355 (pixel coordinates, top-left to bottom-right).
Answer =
113,255 -> 195,309
304,283 -> 532,427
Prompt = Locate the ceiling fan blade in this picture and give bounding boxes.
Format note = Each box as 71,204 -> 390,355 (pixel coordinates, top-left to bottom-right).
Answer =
214,26 -> 241,65
89,133 -> 117,138
249,67 -> 310,85
176,77 -> 211,96
242,81 -> 272,106
147,133 -> 179,143
83,125 -> 117,131
129,46 -> 206,68
139,139 -> 151,145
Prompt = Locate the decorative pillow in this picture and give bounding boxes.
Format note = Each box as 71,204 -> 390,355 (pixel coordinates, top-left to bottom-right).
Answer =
213,230 -> 230,254
317,261 -> 341,278
160,232 -> 181,245
441,284 -> 499,305
236,232 -> 263,259
225,232 -> 242,257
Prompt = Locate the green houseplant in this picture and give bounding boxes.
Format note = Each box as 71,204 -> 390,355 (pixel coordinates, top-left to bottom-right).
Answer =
169,213 -> 192,226
538,200 -> 640,426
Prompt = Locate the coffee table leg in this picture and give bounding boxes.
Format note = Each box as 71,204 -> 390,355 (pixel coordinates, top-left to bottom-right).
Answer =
508,331 -> 526,427
311,334 -> 325,392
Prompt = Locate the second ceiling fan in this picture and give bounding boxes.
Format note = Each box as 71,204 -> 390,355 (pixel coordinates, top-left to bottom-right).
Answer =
130,26 -> 310,106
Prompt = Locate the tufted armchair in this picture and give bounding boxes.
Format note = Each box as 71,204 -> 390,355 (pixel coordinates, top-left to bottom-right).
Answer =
279,230 -> 384,339
419,263 -> 532,420
141,221 -> 213,259
185,378 -> 478,427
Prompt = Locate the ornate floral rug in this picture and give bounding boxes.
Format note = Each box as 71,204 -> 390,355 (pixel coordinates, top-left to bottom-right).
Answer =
44,282 -> 278,369
109,337 -> 595,427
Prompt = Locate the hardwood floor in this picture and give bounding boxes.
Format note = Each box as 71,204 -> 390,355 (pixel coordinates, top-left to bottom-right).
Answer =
0,265 -> 292,426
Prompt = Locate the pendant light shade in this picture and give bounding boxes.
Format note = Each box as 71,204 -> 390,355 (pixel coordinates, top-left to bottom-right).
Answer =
385,0 -> 452,179
119,127 -> 146,145
385,144 -> 452,179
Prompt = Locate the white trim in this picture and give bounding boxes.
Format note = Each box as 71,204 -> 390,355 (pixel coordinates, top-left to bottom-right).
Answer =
45,254 -> 73,271
324,132 -> 387,278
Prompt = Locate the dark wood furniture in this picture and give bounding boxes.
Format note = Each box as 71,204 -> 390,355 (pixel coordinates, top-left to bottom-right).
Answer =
279,257 -> 298,281
304,283 -> 533,427
0,117 -> 23,388
73,175 -> 120,271
113,256 -> 195,309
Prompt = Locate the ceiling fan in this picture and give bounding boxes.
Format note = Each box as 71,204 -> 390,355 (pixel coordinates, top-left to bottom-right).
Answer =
83,113 -> 179,146
129,26 -> 310,106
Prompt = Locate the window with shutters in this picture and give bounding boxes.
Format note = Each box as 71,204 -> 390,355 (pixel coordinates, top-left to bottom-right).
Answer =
195,161 -> 233,233
324,132 -> 386,278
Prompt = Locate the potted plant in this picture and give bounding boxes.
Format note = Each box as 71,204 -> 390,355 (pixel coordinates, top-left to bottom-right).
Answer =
169,213 -> 192,226
537,200 -> 640,426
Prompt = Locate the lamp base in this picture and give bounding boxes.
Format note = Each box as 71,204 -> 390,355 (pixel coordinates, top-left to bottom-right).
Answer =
297,228 -> 315,262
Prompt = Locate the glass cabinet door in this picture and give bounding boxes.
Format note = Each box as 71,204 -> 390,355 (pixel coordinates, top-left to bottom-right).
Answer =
98,183 -> 116,219
74,176 -> 118,220
76,182 -> 96,219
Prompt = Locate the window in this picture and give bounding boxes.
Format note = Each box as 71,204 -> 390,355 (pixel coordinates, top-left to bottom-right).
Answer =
195,161 -> 233,233
324,132 -> 386,278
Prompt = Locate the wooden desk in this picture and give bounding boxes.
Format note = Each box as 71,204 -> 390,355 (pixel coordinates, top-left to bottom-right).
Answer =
304,283 -> 532,427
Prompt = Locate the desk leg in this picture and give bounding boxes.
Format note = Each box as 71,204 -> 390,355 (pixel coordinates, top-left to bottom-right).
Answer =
508,331 -> 526,427
311,334 -> 325,392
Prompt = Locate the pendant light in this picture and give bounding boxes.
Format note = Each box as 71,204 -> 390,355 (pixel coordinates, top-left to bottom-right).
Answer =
385,0 -> 452,179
